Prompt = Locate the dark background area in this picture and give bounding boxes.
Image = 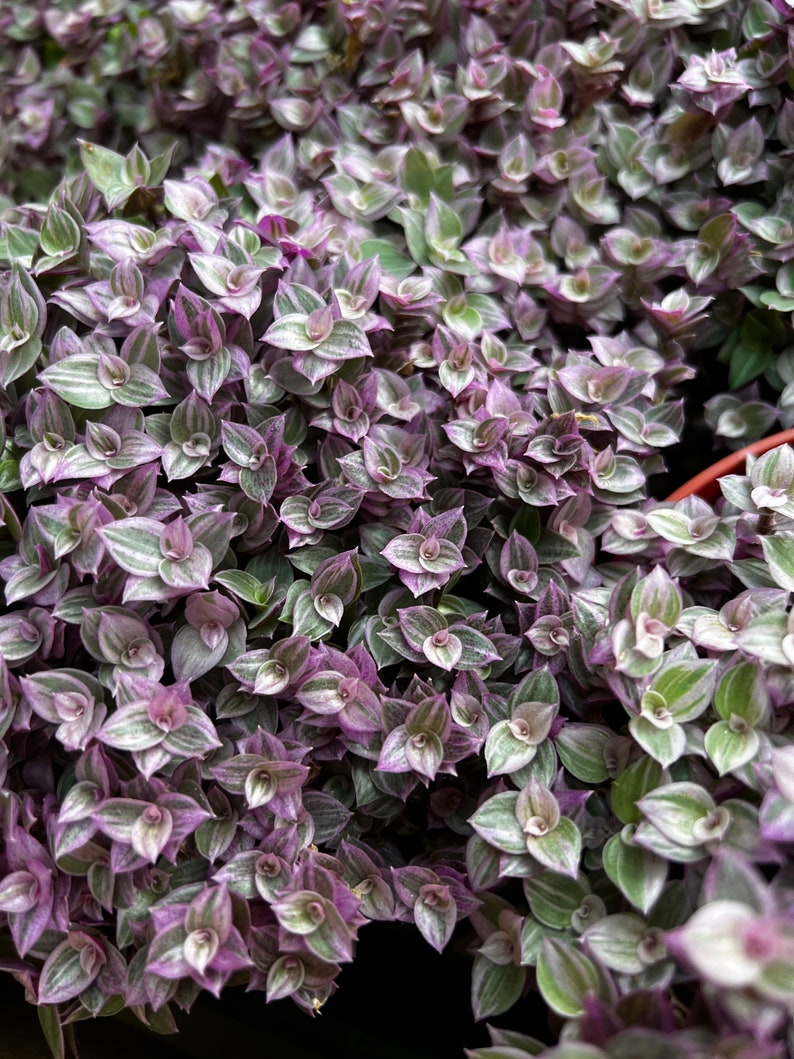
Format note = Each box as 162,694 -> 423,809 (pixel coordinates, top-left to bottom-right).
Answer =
0,922 -> 556,1059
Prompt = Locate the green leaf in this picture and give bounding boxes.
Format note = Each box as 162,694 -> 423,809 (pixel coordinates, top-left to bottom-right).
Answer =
187,348 -> 231,402
112,365 -> 169,407
263,314 -> 320,351
555,724 -> 611,783
319,320 -> 372,361
760,536 -> 794,591
442,299 -> 482,339
99,705 -> 163,751
171,624 -> 228,682
536,937 -> 602,1018
512,737 -> 558,790
729,312 -> 774,388
582,913 -> 647,975
714,660 -> 769,726
403,146 -> 436,203
610,756 -> 664,825
37,1006 -> 65,1059
290,589 -> 335,640
39,355 -> 111,409
397,207 -> 429,265
98,518 -> 163,577
484,720 -> 538,777
760,291 -> 794,312
38,938 -> 100,1004
645,660 -> 716,722
602,828 -> 667,915
704,721 -> 760,776
524,816 -> 582,878
629,567 -> 681,628
636,781 -> 715,847
523,872 -> 589,929
470,955 -> 527,1022
78,140 -> 125,194
359,239 -> 415,280
453,626 -> 500,669
213,569 -> 263,604
508,668 -> 560,710
39,206 -> 82,259
469,791 -> 527,855
628,715 -> 686,768
736,611 -> 789,666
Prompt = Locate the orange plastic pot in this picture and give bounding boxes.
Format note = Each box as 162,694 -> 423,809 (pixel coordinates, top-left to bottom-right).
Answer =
665,427 -> 794,503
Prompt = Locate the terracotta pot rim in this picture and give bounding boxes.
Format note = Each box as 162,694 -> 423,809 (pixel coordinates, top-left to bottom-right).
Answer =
664,427 -> 794,503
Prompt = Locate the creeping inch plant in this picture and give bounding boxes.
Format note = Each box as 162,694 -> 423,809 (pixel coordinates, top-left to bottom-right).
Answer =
2,1 -> 794,1058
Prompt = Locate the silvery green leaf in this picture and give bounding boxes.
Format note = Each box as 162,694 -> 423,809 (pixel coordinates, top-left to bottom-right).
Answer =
582,913 -> 648,975
122,575 -> 175,604
636,782 -> 719,848
512,737 -> 558,789
99,705 -> 164,751
508,668 -> 560,711
644,659 -> 717,722
413,885 -> 457,952
159,544 -> 213,590
760,536 -> 794,591
161,709 -> 222,757
523,872 -> 590,930
187,511 -> 238,566
485,720 -> 539,777
736,612 -> 789,666
629,566 -> 681,628
632,821 -> 707,863
38,936 -> 104,1004
313,592 -> 344,626
453,626 -> 500,668
94,798 -> 147,842
0,615 -> 42,664
524,817 -> 582,878
272,891 -> 352,963
171,624 -> 228,682
422,630 -> 462,670
715,660 -> 769,726
226,648 -> 274,687
644,508 -> 704,546
719,473 -> 754,510
97,518 -> 163,577
469,791 -> 527,855
536,937 -> 602,1018
602,828 -> 667,915
470,956 -> 527,1022
162,443 -> 207,481
58,445 -> 108,479
239,461 -> 277,504
397,605 -> 447,650
78,140 -> 125,195
3,563 -> 59,605
610,756 -> 665,826
290,589 -> 334,640
213,570 -> 262,604
315,320 -> 372,361
704,721 -> 760,776
555,724 -> 611,783
39,355 -> 112,409
187,348 -> 231,402
263,314 -> 318,351
111,364 -> 169,407
628,715 -> 686,768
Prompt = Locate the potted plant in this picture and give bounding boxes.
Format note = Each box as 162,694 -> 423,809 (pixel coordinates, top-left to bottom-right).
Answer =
666,427 -> 794,503
2,2 -> 794,1059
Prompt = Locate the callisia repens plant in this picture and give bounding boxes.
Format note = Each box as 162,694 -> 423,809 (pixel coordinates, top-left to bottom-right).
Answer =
2,1 -> 794,1057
